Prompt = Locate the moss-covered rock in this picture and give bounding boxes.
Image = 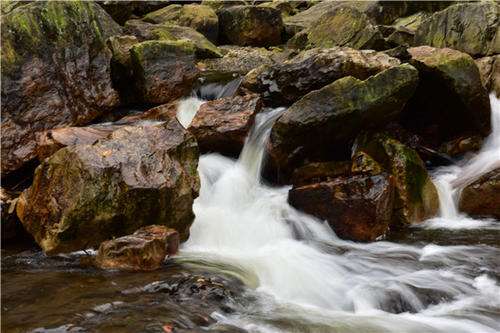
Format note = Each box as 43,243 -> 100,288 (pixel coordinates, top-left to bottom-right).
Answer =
201,0 -> 249,13
269,64 -> 419,176
218,5 -> 283,46
130,39 -> 198,104
402,46 -> 491,145
1,1 -> 121,175
98,1 -> 170,25
17,120 -> 200,255
143,4 -> 219,43
414,2 -> 500,57
459,168 -> 500,220
353,132 -> 439,226
243,47 -> 401,106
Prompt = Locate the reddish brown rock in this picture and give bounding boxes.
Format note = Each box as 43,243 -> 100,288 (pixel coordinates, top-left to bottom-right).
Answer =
189,94 -> 262,156
291,161 -> 351,187
95,225 -> 179,271
459,168 -> 500,220
289,173 -> 395,242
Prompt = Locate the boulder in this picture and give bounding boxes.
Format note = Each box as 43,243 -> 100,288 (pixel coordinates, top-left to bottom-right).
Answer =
1,1 -> 121,175
269,64 -> 419,174
403,46 -> 491,145
201,0 -> 249,13
291,161 -> 351,187
354,132 -> 439,226
242,47 -> 400,106
130,40 -> 198,104
188,94 -> 262,156
95,225 -> 179,271
218,5 -> 283,46
1,188 -> 25,243
459,168 -> 500,220
414,2 -> 500,57
439,135 -> 483,158
289,173 -> 395,242
98,1 -> 170,25
475,55 -> 500,97
303,6 -> 385,50
143,4 -> 219,43
16,120 -> 200,254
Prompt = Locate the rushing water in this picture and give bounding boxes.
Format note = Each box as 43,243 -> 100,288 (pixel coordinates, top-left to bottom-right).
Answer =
178,94 -> 500,332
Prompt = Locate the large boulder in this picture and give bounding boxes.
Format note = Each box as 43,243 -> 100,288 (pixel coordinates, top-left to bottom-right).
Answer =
269,64 -> 419,174
130,40 -> 199,104
1,1 -> 121,175
459,168 -> 500,220
95,225 -> 180,271
16,120 -> 200,254
218,5 -> 283,46
289,173 -> 395,242
300,6 -> 385,50
403,46 -> 491,145
143,4 -> 219,43
414,2 -> 500,57
188,94 -> 262,156
354,132 -> 439,226
242,47 -> 400,106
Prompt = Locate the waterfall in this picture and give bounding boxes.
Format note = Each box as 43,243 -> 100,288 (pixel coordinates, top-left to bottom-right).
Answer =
423,93 -> 500,229
178,97 -> 500,332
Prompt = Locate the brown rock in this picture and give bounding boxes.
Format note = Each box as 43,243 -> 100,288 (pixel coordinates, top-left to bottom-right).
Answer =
95,225 -> 179,271
459,168 -> 500,220
189,94 -> 262,156
289,173 -> 395,242
475,55 -> 500,97
291,161 -> 351,187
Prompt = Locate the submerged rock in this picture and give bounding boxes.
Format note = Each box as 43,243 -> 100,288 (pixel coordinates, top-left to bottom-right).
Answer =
403,46 -> 491,144
269,64 -> 418,175
459,168 -> 500,220
95,225 -> 179,271
17,120 -> 200,254
242,47 -> 400,106
189,94 -> 262,156
289,173 -> 395,242
354,132 -> 439,226
218,5 -> 283,46
414,2 -> 500,57
1,1 -> 121,175
143,4 -> 219,43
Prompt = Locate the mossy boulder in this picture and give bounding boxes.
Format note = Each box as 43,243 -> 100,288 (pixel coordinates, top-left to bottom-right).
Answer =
459,168 -> 500,220
414,2 -> 500,57
1,1 -> 121,175
242,47 -> 400,106
402,46 -> 491,145
98,1 -> 170,25
16,120 -> 200,255
218,5 -> 283,46
130,40 -> 199,104
353,132 -> 439,226
269,64 -> 419,176
143,4 -> 219,43
201,0 -> 249,13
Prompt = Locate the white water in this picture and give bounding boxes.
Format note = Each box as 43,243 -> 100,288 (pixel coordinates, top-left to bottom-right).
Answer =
422,93 -> 500,230
179,93 -> 500,332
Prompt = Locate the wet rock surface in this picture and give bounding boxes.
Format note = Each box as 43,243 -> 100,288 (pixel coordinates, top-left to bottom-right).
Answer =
1,1 -> 121,175
459,168 -> 500,220
17,120 -> 200,254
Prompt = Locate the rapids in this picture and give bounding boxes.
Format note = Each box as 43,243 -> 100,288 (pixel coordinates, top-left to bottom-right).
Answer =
177,93 -> 500,332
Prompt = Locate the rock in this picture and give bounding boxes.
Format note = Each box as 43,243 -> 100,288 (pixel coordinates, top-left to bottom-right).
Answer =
289,173 -> 395,242
1,188 -> 25,243
354,132 -> 439,226
95,225 -> 179,271
257,0 -> 306,17
218,5 -> 283,46
392,12 -> 431,34
475,55 -> 500,96
304,6 -> 385,50
459,168 -> 500,219
189,94 -> 262,156
242,47 -> 400,106
269,64 -> 419,174
403,46 -> 491,145
201,0 -> 249,13
16,120 -> 200,254
1,1 -> 121,175
414,2 -> 500,57
130,40 -> 198,104
143,4 -> 219,43
351,151 -> 384,175
124,20 -> 222,59
291,161 -> 351,187
98,1 -> 170,25
439,135 -> 483,157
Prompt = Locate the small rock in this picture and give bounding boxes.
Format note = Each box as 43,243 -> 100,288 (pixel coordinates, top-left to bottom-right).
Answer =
459,168 -> 500,220
95,225 -> 179,271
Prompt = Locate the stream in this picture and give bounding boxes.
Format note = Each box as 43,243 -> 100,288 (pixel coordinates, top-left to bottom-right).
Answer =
2,94 -> 499,333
